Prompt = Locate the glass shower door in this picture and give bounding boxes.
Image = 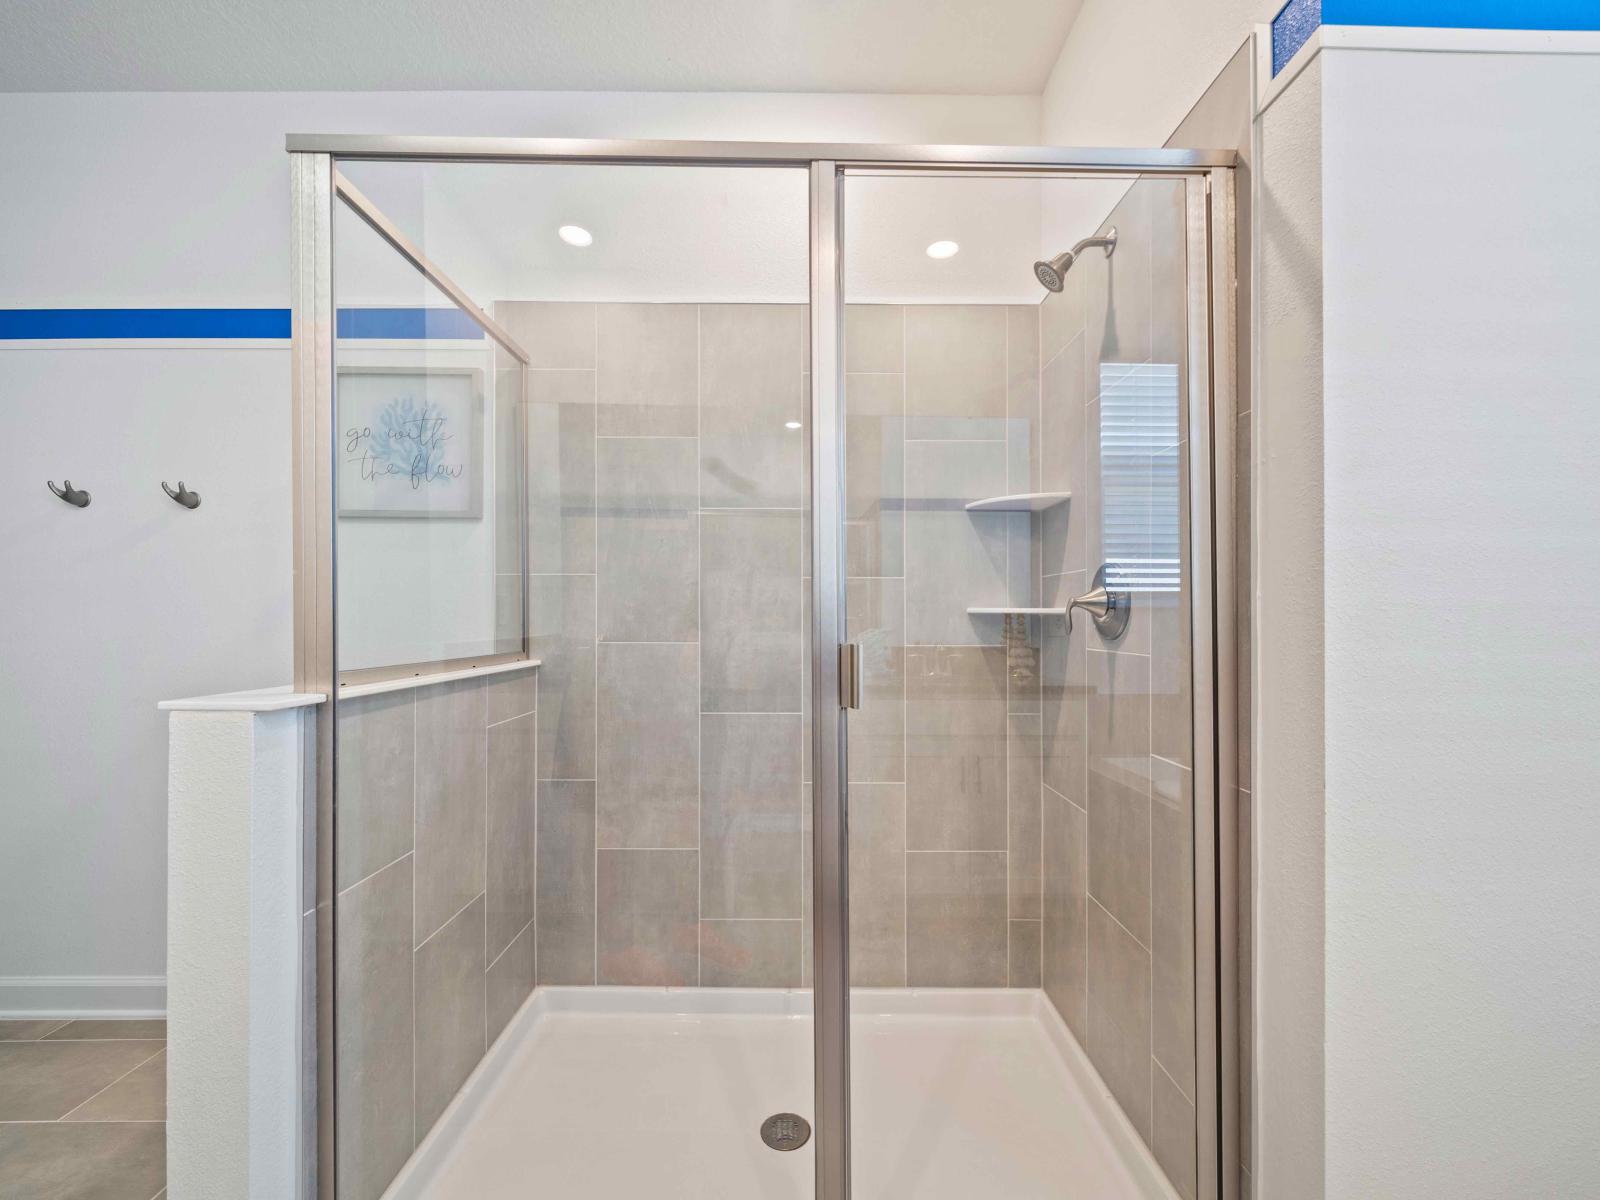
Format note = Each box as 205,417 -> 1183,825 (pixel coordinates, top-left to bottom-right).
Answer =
837,167 -> 1209,1200
324,158 -> 818,1199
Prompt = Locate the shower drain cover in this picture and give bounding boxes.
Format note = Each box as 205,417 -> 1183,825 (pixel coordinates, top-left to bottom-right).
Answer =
760,1112 -> 812,1151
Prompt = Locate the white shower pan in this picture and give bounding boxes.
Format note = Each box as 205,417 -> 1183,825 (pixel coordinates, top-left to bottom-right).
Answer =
381,986 -> 1181,1199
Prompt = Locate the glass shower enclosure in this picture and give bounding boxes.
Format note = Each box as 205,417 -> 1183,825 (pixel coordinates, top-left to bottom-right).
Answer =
288,137 -> 1238,1200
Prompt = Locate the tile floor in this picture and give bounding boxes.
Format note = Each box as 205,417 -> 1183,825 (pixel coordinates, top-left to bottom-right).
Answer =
0,1018 -> 166,1200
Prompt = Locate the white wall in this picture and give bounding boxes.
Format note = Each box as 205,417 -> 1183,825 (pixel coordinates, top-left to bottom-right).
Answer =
1256,28 -> 1600,1199
1319,31 -> 1600,1199
0,88 -> 1039,1013
1253,47 -> 1327,1200
1039,0 -> 1278,148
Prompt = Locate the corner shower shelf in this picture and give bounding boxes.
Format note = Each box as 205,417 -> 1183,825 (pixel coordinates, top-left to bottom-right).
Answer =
966,607 -> 1068,617
963,491 -> 1071,513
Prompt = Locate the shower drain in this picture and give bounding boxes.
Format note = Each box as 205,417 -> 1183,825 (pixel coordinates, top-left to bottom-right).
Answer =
760,1112 -> 812,1151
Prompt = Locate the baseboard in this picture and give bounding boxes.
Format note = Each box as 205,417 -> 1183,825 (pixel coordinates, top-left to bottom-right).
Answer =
0,975 -> 167,1019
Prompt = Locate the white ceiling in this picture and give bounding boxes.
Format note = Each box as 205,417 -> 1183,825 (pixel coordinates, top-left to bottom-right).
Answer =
1,0 -> 1083,94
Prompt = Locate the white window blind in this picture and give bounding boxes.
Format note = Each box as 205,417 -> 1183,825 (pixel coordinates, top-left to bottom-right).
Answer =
1099,362 -> 1181,594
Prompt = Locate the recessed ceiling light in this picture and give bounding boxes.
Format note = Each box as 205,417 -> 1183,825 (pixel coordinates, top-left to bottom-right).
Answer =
925,240 -> 960,259
558,225 -> 593,247
785,420 -> 802,430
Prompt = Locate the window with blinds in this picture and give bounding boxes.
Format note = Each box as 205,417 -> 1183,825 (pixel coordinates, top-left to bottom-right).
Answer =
1099,362 -> 1181,594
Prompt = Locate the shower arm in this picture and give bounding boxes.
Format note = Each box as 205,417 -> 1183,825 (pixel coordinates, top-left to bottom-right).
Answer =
1071,229 -> 1118,258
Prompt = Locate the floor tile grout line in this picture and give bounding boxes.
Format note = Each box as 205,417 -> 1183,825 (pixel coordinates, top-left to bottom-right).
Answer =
53,1041 -> 167,1123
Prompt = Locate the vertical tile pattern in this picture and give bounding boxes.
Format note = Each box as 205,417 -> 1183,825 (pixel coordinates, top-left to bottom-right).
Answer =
701,511 -> 803,714
497,300 -> 596,370
1151,757 -> 1196,1100
904,440 -> 1009,646
1088,901 -> 1153,1138
1153,1058 -> 1200,1200
414,896 -> 486,1136
413,679 -> 487,945
596,849 -> 699,986
524,368 -> 597,575
905,646 -> 1008,852
486,714 -> 536,961
326,287 -> 1239,1198
529,573 -> 595,782
903,304 -> 1007,436
334,855 -> 414,1200
845,303 -> 903,372
595,437 -> 698,643
906,852 -> 1008,987
700,714 -> 802,920
334,668 -> 537,1200
845,577 -> 905,783
1009,920 -> 1042,988
845,370 -> 905,580
1087,649 -> 1152,945
848,783 -> 907,987
536,781 -> 596,985
334,691 -> 415,891
1036,181 -> 1202,1195
596,642 -> 699,848
486,923 -> 535,1045
1042,786 -> 1088,1036
1007,713 -> 1043,920
595,303 -> 698,436
699,920 -> 802,987
841,302 -> 1045,999
699,304 -> 805,508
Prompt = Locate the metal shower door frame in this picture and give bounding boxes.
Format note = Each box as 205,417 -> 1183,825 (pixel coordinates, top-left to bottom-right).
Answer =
287,135 -> 1238,1200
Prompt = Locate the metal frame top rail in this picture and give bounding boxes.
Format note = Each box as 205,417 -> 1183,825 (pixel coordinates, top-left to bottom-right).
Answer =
287,133 -> 1237,171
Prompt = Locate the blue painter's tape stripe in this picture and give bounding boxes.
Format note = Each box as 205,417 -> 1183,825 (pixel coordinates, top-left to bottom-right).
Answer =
1272,0 -> 1599,76
0,306 -> 486,341
0,308 -> 291,339
1273,0 -> 1324,75
1325,0 -> 1600,29
334,307 -> 484,340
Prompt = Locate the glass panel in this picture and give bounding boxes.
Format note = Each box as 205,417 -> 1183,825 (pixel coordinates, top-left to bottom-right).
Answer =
328,160 -> 814,1199
332,192 -> 525,676
840,170 -> 1198,1198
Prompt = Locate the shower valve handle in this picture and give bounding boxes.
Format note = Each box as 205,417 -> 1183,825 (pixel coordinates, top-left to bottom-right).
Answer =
1067,566 -> 1131,641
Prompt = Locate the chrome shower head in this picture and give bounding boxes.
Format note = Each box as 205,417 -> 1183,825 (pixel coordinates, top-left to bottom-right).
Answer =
1033,251 -> 1075,293
1033,226 -> 1119,293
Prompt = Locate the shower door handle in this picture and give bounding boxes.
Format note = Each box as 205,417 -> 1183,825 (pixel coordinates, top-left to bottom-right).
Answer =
838,643 -> 861,710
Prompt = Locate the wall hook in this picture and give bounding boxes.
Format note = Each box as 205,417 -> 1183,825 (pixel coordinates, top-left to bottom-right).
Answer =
47,479 -> 91,508
162,480 -> 201,510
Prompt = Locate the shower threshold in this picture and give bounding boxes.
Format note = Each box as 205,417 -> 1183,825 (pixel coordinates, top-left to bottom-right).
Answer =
381,987 -> 1181,1199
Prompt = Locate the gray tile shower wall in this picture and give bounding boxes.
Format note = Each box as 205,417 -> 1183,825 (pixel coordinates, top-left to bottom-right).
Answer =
500,301 -> 811,991
1036,178 -> 1199,1197
334,670 -> 537,1200
495,298 -> 1047,994
331,272 -> 1206,1200
845,302 -> 1046,989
